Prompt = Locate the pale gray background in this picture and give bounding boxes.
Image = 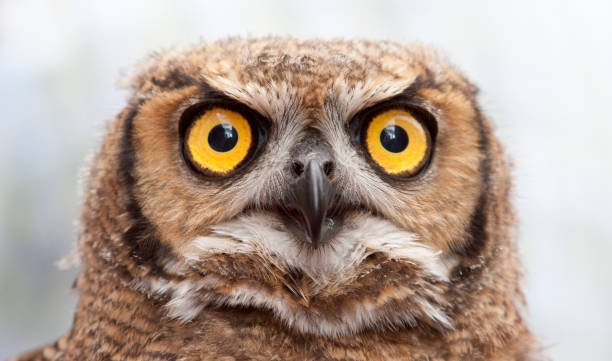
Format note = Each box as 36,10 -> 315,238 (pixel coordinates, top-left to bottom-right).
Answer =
1,0 -> 611,360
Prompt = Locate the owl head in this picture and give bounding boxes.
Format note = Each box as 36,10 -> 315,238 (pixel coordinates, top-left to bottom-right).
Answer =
79,37 -> 521,338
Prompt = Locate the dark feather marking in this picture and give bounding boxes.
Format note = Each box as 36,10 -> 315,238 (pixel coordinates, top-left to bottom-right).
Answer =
150,68 -> 198,90
454,105 -> 491,259
117,101 -> 172,270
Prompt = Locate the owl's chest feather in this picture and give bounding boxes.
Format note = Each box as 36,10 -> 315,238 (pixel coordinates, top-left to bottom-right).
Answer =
12,271 -> 533,361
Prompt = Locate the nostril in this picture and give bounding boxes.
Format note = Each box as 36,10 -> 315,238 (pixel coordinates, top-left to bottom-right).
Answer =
323,161 -> 334,178
292,161 -> 304,177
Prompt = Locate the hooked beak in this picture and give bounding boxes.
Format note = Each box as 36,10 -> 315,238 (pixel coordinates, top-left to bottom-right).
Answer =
279,160 -> 339,248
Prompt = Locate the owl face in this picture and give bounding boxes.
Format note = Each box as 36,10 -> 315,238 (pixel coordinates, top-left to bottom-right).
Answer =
122,38 -> 489,336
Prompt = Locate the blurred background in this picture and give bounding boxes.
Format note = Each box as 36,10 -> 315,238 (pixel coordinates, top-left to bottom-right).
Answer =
1,0 -> 610,359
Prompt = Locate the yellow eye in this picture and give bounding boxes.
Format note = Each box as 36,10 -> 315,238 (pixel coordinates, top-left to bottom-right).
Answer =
364,109 -> 431,176
184,107 -> 253,175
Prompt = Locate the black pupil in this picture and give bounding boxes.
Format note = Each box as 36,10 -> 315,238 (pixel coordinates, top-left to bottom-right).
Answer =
380,125 -> 409,153
208,123 -> 238,152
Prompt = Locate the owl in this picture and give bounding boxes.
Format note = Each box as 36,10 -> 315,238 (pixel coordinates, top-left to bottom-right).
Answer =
11,38 -> 541,361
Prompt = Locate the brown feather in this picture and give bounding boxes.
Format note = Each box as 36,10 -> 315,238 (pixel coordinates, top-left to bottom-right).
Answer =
12,37 -> 544,361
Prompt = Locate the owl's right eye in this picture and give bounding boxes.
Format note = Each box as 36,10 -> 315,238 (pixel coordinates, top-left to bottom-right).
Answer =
182,106 -> 262,177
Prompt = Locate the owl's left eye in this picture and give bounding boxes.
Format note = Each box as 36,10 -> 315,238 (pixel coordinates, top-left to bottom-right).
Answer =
183,107 -> 259,176
353,106 -> 435,178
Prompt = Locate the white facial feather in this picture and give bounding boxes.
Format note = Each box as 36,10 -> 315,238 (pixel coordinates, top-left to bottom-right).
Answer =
182,212 -> 449,288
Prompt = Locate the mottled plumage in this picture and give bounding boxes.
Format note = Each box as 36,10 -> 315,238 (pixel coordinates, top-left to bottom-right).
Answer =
12,37 -> 541,360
